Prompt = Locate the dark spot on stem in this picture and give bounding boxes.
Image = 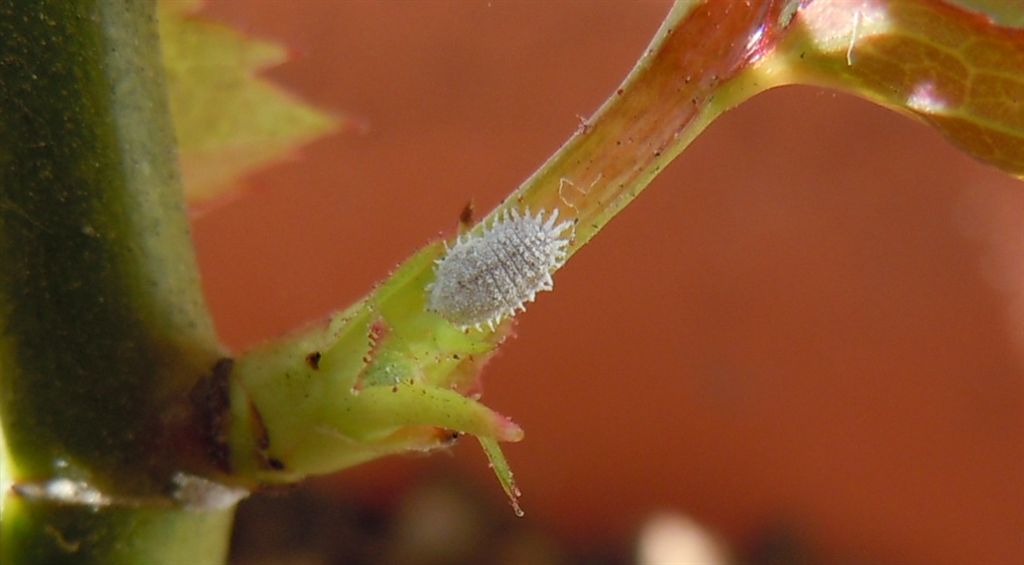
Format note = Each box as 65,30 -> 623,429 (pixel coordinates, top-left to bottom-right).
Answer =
188,357 -> 234,473
305,351 -> 321,370
439,429 -> 461,446
248,399 -> 271,451
248,400 -> 286,471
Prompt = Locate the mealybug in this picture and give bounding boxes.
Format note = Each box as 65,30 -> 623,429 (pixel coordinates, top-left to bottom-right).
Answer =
427,207 -> 573,330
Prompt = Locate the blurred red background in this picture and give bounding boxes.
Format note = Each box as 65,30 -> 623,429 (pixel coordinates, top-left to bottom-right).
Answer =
192,2 -> 1023,563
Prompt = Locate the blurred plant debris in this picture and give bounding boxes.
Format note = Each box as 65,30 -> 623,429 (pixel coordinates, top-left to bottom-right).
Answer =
230,473 -> 878,565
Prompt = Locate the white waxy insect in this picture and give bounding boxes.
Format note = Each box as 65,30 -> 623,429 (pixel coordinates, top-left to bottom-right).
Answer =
427,207 -> 573,330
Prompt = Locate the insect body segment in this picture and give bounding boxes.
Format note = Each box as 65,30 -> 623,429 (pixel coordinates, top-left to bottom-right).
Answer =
427,208 -> 573,330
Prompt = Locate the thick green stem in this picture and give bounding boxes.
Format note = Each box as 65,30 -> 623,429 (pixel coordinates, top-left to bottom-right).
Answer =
3,495 -> 234,565
0,0 -> 229,562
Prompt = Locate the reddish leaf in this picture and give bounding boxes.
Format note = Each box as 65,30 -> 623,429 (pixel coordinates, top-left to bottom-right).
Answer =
777,0 -> 1024,177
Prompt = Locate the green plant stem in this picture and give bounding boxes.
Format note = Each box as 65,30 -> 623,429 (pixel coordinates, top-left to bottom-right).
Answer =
221,0 -> 797,505
2,496 -> 234,565
508,0 -> 794,255
0,0 -> 229,562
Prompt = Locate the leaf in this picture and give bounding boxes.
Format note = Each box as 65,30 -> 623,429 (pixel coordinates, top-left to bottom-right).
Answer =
158,0 -> 339,207
776,0 -> 1024,178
